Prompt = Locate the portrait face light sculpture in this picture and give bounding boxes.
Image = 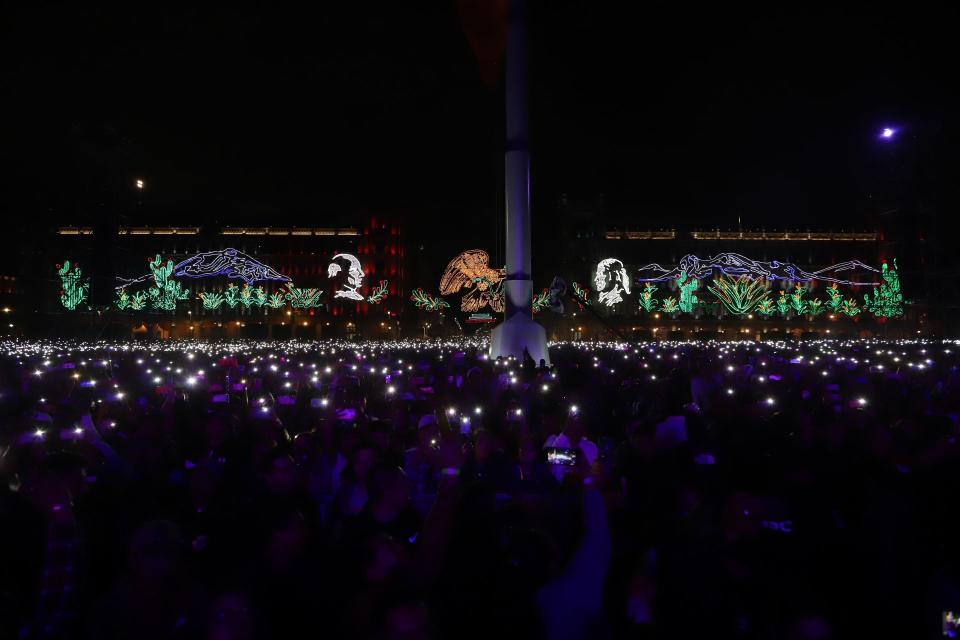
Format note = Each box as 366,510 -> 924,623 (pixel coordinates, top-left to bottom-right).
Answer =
328,253 -> 365,301
594,258 -> 630,307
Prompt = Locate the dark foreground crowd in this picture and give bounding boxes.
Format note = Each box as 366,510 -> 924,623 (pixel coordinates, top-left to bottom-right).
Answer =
2,338 -> 960,639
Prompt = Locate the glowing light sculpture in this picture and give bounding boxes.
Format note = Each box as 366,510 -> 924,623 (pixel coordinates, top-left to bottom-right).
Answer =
440,250 -> 506,313
788,284 -> 809,315
366,280 -> 389,305
117,249 -> 290,289
756,298 -> 775,315
285,283 -> 323,309
223,284 -> 240,309
129,291 -> 147,310
410,289 -> 449,312
677,270 -> 699,313
776,291 -> 790,316
266,292 -> 286,309
328,253 -> 366,301
115,288 -> 131,310
807,298 -> 826,316
661,297 -> 678,313
57,261 -> 90,311
863,259 -> 904,318
825,284 -> 843,313
531,289 -> 550,314
571,282 -> 591,309
594,258 -> 630,307
707,275 -> 768,315
841,298 -> 861,317
145,255 -> 189,311
638,282 -> 659,313
199,292 -> 225,310
635,252 -> 881,286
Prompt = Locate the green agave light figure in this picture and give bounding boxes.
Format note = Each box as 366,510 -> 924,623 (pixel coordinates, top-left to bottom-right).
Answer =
661,296 -> 678,313
199,292 -> 225,310
266,292 -> 286,309
756,298 -> 775,315
707,275 -> 768,315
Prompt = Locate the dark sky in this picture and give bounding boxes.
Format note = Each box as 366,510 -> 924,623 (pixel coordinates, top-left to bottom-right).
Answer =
3,2 -> 956,237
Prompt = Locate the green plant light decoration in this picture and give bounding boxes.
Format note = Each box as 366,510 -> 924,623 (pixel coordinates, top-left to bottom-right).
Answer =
841,298 -> 861,317
410,288 -> 449,312
266,292 -> 286,309
285,283 -> 323,308
775,290 -> 790,316
638,282 -> 659,313
57,261 -> 90,311
825,284 -> 843,313
532,288 -> 550,314
756,298 -> 775,315
367,280 -> 389,305
661,297 -> 678,313
707,275 -> 768,315
788,284 -> 809,315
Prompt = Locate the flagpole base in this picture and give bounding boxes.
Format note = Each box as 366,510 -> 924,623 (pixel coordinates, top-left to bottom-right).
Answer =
490,280 -> 549,365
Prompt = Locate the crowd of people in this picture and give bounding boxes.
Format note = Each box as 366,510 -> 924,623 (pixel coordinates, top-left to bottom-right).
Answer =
2,337 -> 960,639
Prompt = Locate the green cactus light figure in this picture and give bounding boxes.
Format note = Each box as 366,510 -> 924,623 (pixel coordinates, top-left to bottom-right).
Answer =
677,270 -> 699,313
863,259 -> 904,318
57,261 -> 90,311
145,254 -> 188,310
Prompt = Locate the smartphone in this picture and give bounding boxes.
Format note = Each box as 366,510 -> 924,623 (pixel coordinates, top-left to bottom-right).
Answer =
546,447 -> 578,466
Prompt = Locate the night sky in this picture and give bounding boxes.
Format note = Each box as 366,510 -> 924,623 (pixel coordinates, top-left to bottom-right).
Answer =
4,3 -> 956,243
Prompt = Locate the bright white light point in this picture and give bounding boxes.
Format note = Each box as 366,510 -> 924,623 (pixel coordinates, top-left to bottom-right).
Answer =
153,377 -> 162,384
74,427 -> 83,435
727,388 -> 734,395
881,127 -> 895,138
570,405 -> 579,414
857,397 -> 867,406
766,397 -> 776,405
387,386 -> 396,394
474,406 -> 482,415
447,407 -> 456,416
34,428 -> 45,438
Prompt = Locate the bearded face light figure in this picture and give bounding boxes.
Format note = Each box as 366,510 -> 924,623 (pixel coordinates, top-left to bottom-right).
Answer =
595,258 -> 630,307
327,253 -> 365,301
